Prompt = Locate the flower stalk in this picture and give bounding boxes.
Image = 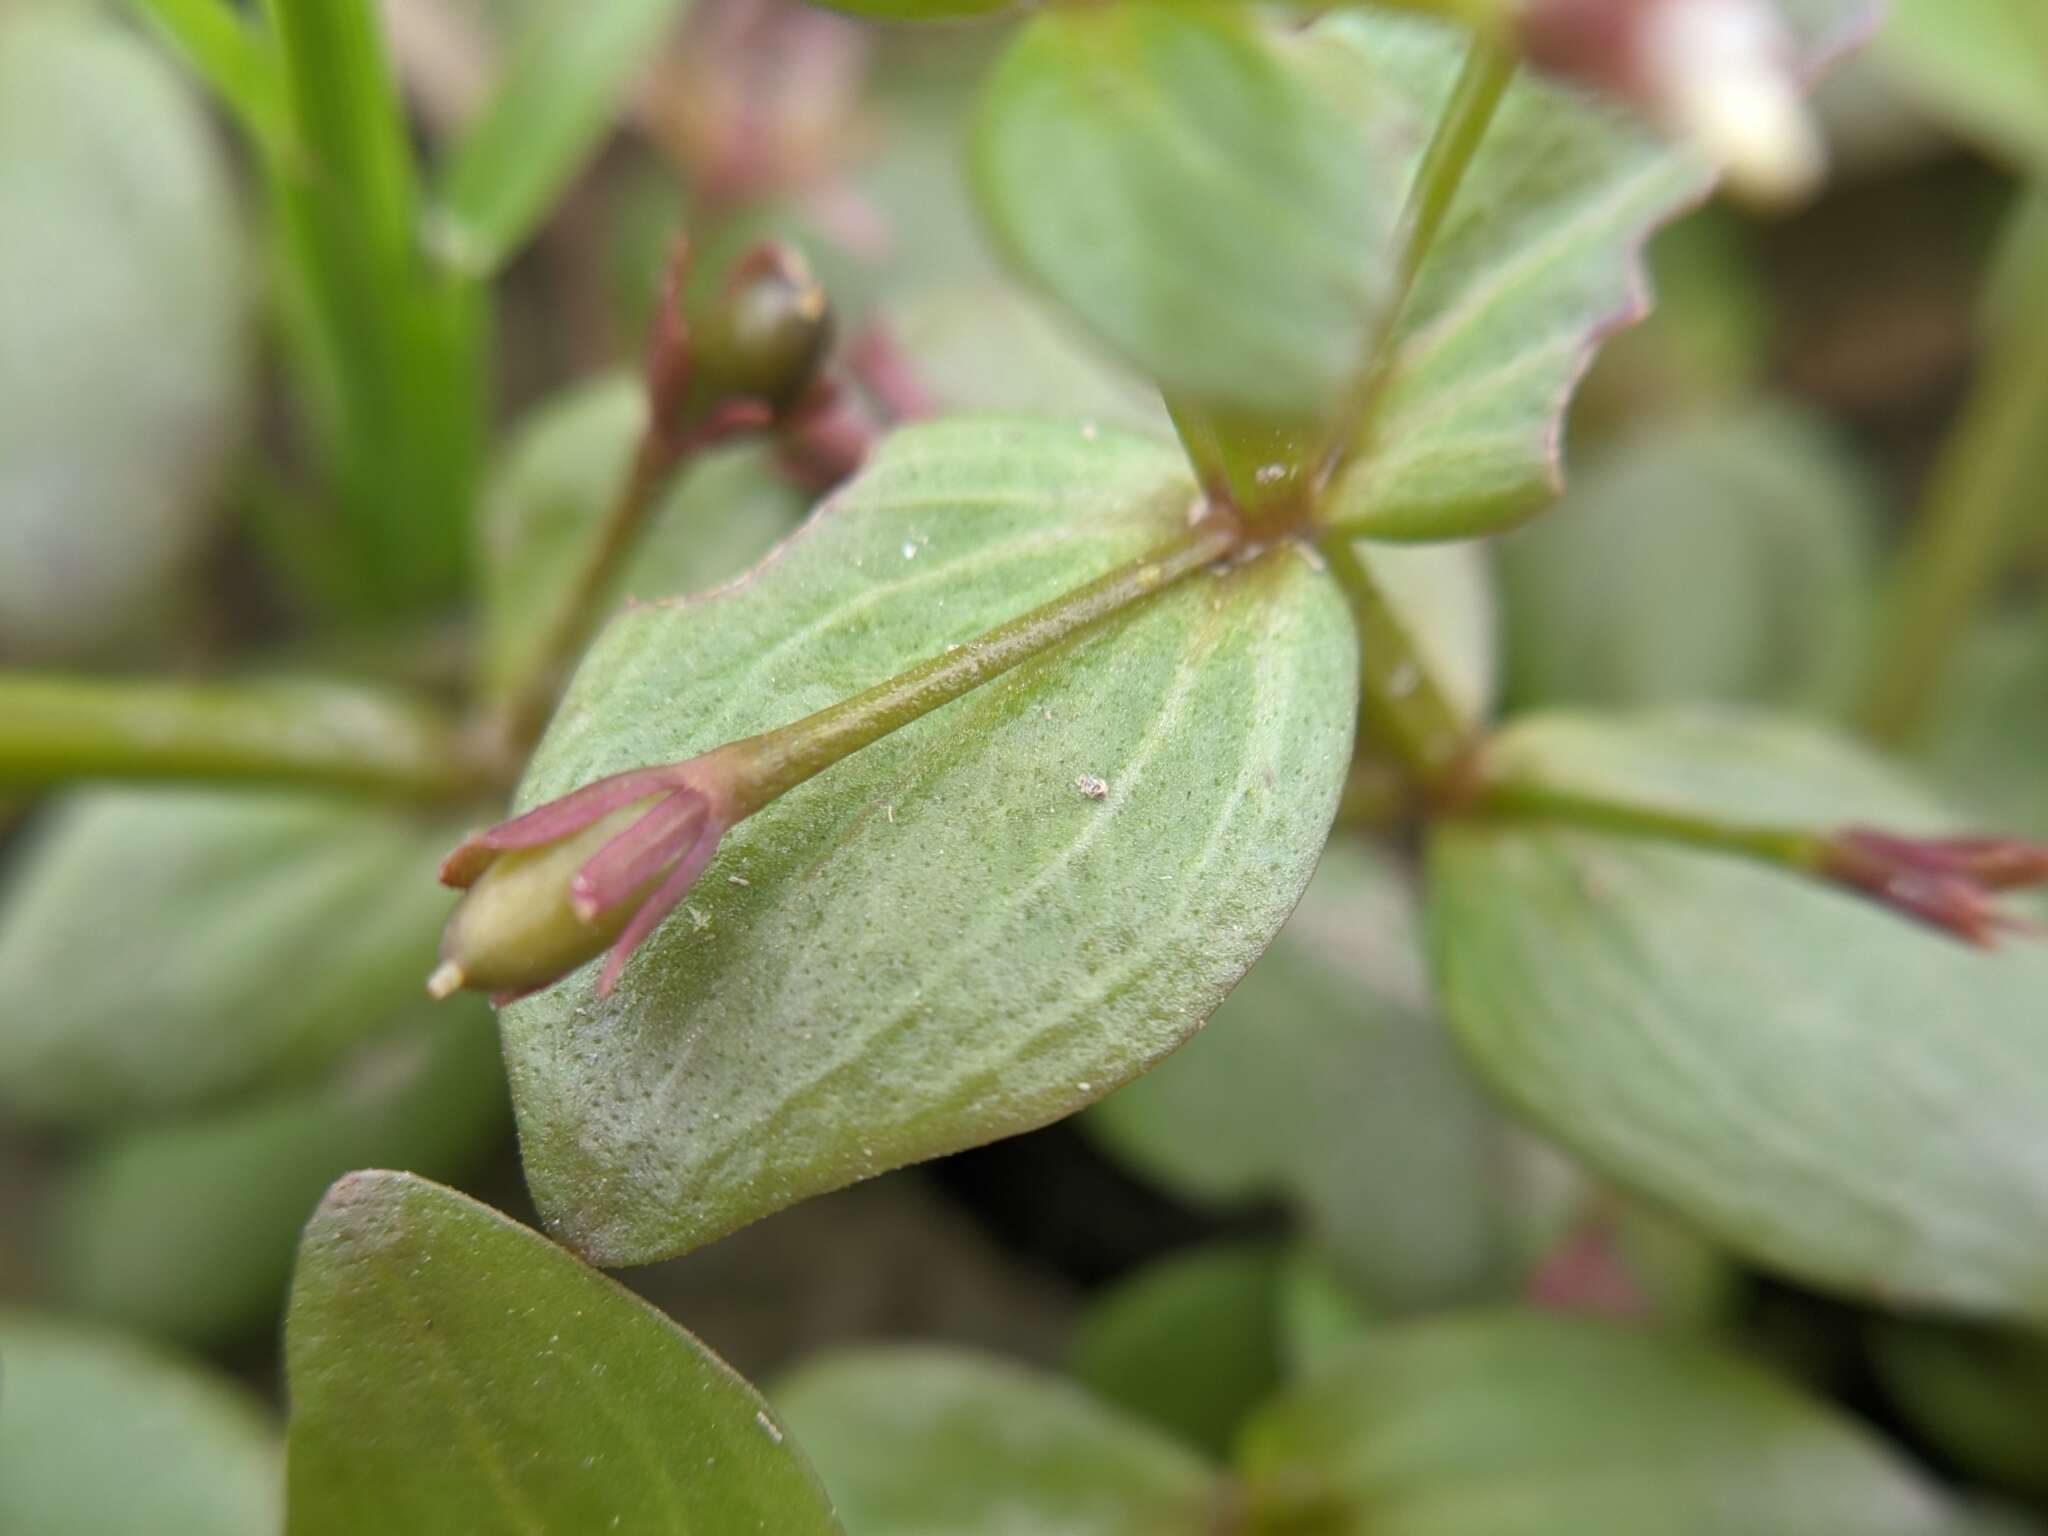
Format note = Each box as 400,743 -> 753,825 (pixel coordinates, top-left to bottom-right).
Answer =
1319,535 -> 1479,797
1473,777 -> 2048,947
432,510 -> 1250,1002
497,237 -> 840,752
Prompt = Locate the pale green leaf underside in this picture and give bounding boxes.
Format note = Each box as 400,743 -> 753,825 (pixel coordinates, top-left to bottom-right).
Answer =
0,1309 -> 281,1536
0,789 -> 459,1124
1430,711 -> 2048,1320
1316,10 -> 1713,540
1239,1313 -> 1955,1536
971,1 -> 1400,421
774,1348 -> 1219,1536
508,417 -> 1356,1264
285,1172 -> 841,1536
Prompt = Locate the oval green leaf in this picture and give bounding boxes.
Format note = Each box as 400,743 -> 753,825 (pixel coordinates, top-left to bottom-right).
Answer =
774,1347 -> 1220,1536
1315,9 -> 1713,540
0,1310 -> 281,1536
1238,1312 -> 1956,1535
0,789 -> 464,1124
1429,711 -> 2048,1320
285,1171 -> 841,1535
0,8 -> 249,662
1497,405 -> 1875,711
50,998 -> 507,1347
971,1 -> 1399,421
1069,1242 -> 1287,1459
507,416 -> 1356,1264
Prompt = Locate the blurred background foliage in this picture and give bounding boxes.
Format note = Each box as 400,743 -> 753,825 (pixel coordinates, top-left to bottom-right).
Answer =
0,0 -> 2045,1528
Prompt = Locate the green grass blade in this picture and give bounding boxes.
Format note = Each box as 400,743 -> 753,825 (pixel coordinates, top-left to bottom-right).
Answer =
435,0 -> 695,277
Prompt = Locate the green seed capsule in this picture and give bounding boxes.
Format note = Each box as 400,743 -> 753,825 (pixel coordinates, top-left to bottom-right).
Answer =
431,801 -> 659,998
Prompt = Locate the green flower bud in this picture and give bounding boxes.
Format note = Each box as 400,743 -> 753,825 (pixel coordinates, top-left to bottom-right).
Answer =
692,245 -> 833,412
428,764 -> 733,1003
430,801 -> 656,1000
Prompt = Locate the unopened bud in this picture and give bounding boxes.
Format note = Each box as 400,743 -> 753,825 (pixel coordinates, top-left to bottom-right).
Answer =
693,245 -> 834,413
1822,827 -> 2048,948
1521,0 -> 1825,207
431,761 -> 738,1003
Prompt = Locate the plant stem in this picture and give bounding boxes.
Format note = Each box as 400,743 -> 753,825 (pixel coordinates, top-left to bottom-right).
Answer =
0,674 -> 496,800
1323,31 -> 1516,484
1855,187 -> 2048,745
1396,32 -> 1518,297
263,0 -> 486,611
729,514 -> 1247,813
499,430 -> 685,752
1472,778 -> 1829,872
1304,31 -> 1513,805
1318,535 -> 1477,795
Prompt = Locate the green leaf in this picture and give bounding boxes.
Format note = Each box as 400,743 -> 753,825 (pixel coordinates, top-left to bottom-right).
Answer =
0,789 -> 459,1124
49,999 -> 507,1347
1920,616 -> 2048,840
1069,1243 -> 1286,1459
885,280 -> 1170,436
479,373 -> 807,704
1498,406 -> 1876,711
435,0 -> 696,275
285,1171 -> 841,1535
127,0 -> 290,158
774,1348 -> 1220,1536
508,416 -> 1356,1264
0,1310 -> 281,1536
970,1 -> 1400,421
1429,710 -> 2048,1319
0,7 -> 250,663
1872,1319 -> 2048,1499
1877,0 -> 2048,172
1315,9 -> 1713,539
1361,539 -> 1499,731
1088,841 -> 1528,1312
1238,1312 -> 1956,1536
264,0 -> 485,610
1275,1247 -> 1375,1376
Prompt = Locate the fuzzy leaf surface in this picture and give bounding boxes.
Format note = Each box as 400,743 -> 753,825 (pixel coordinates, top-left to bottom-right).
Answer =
507,416 -> 1356,1263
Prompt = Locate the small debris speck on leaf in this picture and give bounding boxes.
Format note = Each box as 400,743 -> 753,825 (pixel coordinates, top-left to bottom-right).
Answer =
1076,774 -> 1110,801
